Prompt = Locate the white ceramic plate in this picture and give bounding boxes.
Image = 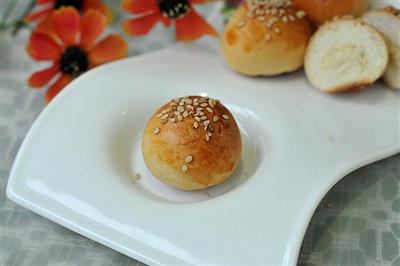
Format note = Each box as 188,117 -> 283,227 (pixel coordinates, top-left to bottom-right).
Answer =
7,38 -> 400,265
7,0 -> 400,261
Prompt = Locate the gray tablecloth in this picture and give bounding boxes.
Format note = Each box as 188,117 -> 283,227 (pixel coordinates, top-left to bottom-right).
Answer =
1,1 -> 399,265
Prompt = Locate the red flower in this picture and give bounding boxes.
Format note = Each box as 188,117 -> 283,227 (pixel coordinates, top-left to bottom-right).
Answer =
122,0 -> 218,41
26,0 -> 111,23
27,7 -> 127,103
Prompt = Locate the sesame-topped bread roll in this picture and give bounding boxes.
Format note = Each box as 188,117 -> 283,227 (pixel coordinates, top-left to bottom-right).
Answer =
293,0 -> 368,27
221,0 -> 312,76
362,6 -> 400,89
304,18 -> 388,93
142,96 -> 242,191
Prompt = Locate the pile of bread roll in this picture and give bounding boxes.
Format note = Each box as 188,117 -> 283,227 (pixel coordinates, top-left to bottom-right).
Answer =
221,0 -> 400,92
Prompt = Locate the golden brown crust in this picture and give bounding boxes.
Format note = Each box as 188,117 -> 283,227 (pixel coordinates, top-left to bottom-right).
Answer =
382,6 -> 400,17
293,0 -> 368,27
221,3 -> 312,76
142,96 -> 242,190
326,80 -> 372,93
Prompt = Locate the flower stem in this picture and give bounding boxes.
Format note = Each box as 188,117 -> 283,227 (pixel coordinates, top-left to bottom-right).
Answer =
12,0 -> 35,36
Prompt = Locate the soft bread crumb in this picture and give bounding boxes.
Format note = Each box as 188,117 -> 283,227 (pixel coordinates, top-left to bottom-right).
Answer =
305,19 -> 388,92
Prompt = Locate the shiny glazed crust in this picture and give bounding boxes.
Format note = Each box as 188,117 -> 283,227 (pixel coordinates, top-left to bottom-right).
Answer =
221,3 -> 312,76
142,96 -> 242,190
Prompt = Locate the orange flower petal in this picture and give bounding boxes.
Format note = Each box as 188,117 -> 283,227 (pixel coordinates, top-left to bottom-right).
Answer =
89,34 -> 127,66
45,74 -> 72,103
122,12 -> 161,36
36,15 -> 56,37
80,10 -> 106,50
52,7 -> 80,46
37,0 -> 54,4
27,31 -> 62,61
83,0 -> 113,23
175,10 -> 217,41
25,7 -> 53,22
28,64 -> 60,88
189,0 -> 206,3
122,0 -> 157,14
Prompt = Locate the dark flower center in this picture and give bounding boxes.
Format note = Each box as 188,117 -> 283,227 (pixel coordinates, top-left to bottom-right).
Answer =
54,0 -> 83,10
60,46 -> 89,77
158,0 -> 191,19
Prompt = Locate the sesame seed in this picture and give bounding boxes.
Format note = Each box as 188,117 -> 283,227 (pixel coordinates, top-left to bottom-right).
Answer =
161,119 -> 168,124
197,107 -> 204,111
213,116 -> 219,122
170,102 -> 177,106
274,27 -> 281,34
185,99 -> 193,104
182,165 -> 188,172
258,16 -> 265,21
222,114 -> 229,120
265,34 -> 272,41
236,20 -> 245,28
201,116 -> 207,121
203,120 -> 210,126
196,111 -> 205,116
296,10 -> 306,18
195,116 -> 201,122
183,111 -> 189,118
200,103 -> 208,107
289,15 -> 295,21
205,134 -> 210,141
187,105 -> 193,110
282,16 -> 288,23
185,155 -> 193,163
189,111 -> 193,115
194,121 -> 199,128
174,111 -> 180,116
208,99 -> 215,107
179,101 -> 185,106
161,109 -> 170,114
177,115 -> 183,121
207,107 -> 214,113
153,128 -> 160,134
156,113 -> 162,118
161,114 -> 169,120
268,18 -> 275,25
177,106 -> 184,112
193,101 -> 199,106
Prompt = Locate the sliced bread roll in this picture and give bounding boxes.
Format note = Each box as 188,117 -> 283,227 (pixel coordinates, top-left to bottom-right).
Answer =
304,18 -> 389,93
362,7 -> 400,89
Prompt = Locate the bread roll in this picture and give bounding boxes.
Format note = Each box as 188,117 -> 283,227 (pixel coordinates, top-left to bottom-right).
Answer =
362,6 -> 400,89
142,96 -> 242,191
304,18 -> 389,93
293,0 -> 368,27
221,0 -> 312,76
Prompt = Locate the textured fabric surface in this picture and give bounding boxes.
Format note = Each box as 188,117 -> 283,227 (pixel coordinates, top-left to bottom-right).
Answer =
1,1 -> 399,265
